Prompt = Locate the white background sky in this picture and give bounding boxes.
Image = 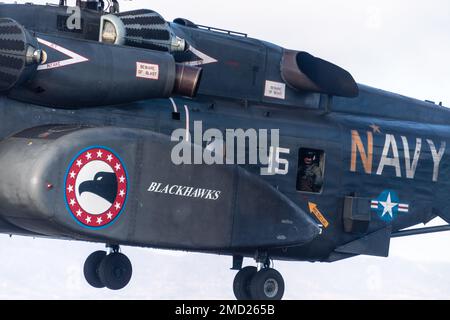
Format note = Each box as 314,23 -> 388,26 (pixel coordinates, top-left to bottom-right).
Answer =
1,0 -> 450,300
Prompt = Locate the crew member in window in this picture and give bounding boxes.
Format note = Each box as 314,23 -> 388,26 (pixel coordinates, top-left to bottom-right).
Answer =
297,150 -> 323,193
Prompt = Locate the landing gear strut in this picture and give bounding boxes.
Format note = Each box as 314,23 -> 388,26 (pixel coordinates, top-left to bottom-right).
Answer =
83,245 -> 132,290
233,253 -> 285,300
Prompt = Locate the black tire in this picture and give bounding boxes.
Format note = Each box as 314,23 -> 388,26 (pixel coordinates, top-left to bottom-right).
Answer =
233,266 -> 257,300
83,250 -> 107,289
249,268 -> 285,300
98,252 -> 132,290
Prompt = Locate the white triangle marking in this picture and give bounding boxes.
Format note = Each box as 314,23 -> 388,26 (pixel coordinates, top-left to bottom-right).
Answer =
183,46 -> 218,66
36,38 -> 89,71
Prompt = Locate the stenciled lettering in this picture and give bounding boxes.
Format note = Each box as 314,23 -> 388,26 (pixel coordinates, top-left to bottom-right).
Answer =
147,182 -> 222,201
350,130 -> 446,182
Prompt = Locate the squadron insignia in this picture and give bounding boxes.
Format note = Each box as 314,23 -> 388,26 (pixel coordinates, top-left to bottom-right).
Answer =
64,146 -> 128,229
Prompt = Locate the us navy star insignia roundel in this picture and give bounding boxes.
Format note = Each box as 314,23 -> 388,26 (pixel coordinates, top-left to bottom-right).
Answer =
64,147 -> 128,229
371,190 -> 409,222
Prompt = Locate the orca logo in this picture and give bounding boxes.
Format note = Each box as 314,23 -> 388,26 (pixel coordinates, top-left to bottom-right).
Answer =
64,147 -> 128,229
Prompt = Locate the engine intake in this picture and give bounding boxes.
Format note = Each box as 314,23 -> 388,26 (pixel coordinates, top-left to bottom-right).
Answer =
100,10 -> 187,53
0,18 -> 42,92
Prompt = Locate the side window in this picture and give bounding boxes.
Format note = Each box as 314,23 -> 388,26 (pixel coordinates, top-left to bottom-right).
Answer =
296,148 -> 325,193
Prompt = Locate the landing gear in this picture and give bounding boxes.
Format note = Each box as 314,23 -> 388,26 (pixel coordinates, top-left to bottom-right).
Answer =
249,268 -> 284,300
233,266 -> 257,300
232,253 -> 285,300
83,250 -> 107,288
83,245 -> 132,290
99,252 -> 132,290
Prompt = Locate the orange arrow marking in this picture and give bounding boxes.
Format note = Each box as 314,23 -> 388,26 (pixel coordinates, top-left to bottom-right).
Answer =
308,202 -> 330,228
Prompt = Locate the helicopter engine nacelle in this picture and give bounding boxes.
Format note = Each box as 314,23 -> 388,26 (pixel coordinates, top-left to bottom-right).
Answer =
3,21 -> 201,108
280,50 -> 359,98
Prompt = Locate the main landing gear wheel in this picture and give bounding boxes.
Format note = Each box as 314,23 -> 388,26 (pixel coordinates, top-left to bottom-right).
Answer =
83,247 -> 133,290
250,268 -> 285,300
233,266 -> 257,300
83,250 -> 107,288
233,266 -> 285,300
98,252 -> 133,290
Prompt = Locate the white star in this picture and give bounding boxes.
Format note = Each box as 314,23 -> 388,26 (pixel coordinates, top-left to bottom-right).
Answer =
96,217 -> 103,224
76,209 -> 82,217
107,212 -> 113,220
76,159 -> 83,167
119,175 -> 126,183
370,124 -> 382,134
69,199 -> 76,206
86,152 -> 92,160
97,150 -> 103,158
85,216 -> 91,223
114,202 -> 121,210
119,190 -> 125,197
69,171 -> 76,179
67,185 -> 74,193
106,155 -> 113,162
379,193 -> 398,218
114,163 -> 121,171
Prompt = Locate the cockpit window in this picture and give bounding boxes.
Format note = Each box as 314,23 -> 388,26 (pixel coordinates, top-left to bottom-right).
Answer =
296,148 -> 325,193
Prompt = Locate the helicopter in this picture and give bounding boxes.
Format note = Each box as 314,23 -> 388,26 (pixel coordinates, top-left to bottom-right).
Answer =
0,0 -> 449,300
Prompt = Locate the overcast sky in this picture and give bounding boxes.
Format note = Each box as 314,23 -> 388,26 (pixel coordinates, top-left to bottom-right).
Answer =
1,0 -> 450,300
